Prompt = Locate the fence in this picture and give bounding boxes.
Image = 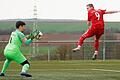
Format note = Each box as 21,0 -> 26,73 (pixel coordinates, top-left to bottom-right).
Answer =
0,40 -> 120,61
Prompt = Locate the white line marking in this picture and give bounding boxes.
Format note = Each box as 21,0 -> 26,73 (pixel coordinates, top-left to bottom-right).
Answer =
7,69 -> 90,71
6,68 -> 120,73
91,69 -> 120,73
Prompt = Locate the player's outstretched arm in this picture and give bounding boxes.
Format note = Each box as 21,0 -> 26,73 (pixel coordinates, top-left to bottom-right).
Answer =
22,30 -> 38,45
26,30 -> 38,39
23,30 -> 43,45
105,10 -> 120,14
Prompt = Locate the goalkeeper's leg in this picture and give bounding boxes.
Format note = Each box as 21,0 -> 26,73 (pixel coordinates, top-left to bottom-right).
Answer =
5,50 -> 32,77
0,59 -> 11,76
12,52 -> 32,77
20,60 -> 32,77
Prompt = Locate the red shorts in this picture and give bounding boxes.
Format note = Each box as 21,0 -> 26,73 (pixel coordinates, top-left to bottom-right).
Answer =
83,24 -> 104,39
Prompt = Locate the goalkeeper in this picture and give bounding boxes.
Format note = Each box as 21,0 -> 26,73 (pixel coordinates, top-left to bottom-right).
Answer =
0,21 -> 39,77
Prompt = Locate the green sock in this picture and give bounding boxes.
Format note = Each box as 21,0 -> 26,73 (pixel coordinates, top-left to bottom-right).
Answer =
1,59 -> 11,73
21,64 -> 29,73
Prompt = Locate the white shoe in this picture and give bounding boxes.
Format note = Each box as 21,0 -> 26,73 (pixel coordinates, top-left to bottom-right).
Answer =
72,47 -> 80,52
92,54 -> 97,60
92,51 -> 98,60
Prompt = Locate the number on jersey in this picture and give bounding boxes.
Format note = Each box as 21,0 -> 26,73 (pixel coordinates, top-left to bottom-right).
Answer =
95,12 -> 100,20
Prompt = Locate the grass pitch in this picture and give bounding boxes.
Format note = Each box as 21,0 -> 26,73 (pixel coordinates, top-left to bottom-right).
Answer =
0,60 -> 120,80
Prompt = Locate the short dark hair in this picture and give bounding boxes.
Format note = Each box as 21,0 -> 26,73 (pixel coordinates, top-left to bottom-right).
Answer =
87,4 -> 94,7
16,21 -> 26,29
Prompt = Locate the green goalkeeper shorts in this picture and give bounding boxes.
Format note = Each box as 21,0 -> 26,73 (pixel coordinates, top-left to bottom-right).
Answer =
4,50 -> 27,64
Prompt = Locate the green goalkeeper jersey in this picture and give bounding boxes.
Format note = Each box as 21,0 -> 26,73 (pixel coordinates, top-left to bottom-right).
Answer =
4,29 -> 25,52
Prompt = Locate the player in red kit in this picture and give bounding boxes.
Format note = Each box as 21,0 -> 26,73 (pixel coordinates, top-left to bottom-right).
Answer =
72,4 -> 120,60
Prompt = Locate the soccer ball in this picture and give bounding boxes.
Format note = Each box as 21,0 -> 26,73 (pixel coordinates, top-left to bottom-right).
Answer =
35,31 -> 43,40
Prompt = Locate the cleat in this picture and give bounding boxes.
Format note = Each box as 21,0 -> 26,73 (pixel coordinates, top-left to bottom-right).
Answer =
20,72 -> 32,77
92,54 -> 97,60
0,73 -> 5,76
72,47 -> 80,52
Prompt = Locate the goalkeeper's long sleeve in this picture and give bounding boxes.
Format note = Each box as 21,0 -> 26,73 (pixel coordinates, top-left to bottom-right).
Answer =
25,39 -> 32,45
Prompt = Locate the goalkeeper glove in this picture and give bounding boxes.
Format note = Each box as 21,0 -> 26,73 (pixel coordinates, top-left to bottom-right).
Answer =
26,30 -> 39,40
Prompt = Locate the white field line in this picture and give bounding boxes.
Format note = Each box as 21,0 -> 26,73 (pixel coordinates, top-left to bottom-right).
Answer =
91,69 -> 120,73
7,68 -> 120,73
7,69 -> 90,71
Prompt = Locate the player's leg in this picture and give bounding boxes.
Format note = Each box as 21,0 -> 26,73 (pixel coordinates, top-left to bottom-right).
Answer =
20,60 -> 32,77
92,36 -> 100,60
0,50 -> 13,76
92,30 -> 103,60
0,59 -> 11,76
72,29 -> 94,52
13,52 -> 32,77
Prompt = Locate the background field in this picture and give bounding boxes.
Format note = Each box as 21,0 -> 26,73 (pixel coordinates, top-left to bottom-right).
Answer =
0,20 -> 120,34
0,19 -> 120,60
0,20 -> 120,80
0,60 -> 120,80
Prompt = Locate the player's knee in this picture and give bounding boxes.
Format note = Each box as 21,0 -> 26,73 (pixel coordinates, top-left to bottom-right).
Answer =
20,60 -> 30,66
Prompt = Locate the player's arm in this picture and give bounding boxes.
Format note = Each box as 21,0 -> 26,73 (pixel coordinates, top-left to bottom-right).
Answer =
18,32 -> 34,45
105,10 -> 120,14
87,13 -> 91,28
19,33 -> 33,45
22,30 -> 41,45
22,37 -> 32,45
87,21 -> 91,26
26,30 -> 39,40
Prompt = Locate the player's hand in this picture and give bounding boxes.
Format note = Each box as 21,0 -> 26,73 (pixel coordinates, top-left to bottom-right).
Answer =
26,33 -> 33,39
35,31 -> 43,40
31,30 -> 40,40
26,30 -> 39,40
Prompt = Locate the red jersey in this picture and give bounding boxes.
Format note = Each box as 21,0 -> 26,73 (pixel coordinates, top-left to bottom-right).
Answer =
88,9 -> 106,26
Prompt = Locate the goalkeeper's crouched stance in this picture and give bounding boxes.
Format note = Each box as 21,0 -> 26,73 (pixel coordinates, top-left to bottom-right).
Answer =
0,21 -> 41,77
